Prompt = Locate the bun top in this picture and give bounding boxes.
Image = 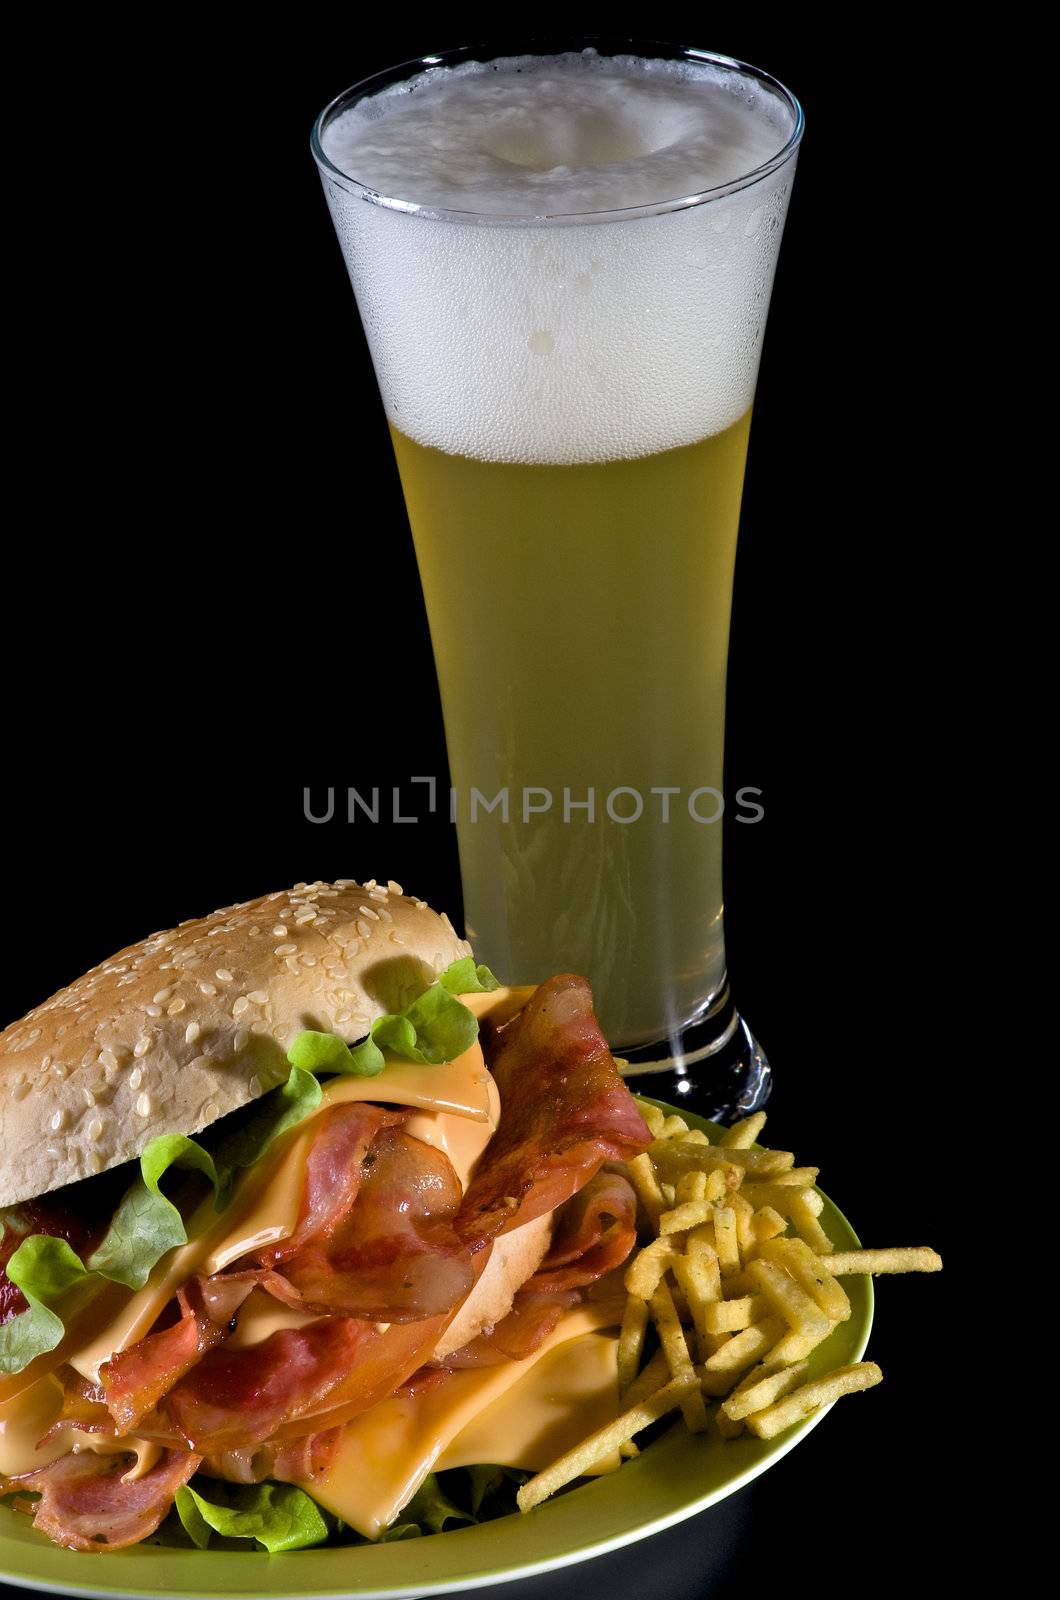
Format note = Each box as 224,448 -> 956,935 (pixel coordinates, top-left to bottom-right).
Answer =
0,880 -> 470,1208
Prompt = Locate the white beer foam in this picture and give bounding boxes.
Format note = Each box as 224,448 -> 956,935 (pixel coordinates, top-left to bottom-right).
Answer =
320,53 -> 798,464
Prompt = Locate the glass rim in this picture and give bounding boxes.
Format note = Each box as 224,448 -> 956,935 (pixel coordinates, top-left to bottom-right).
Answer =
309,38 -> 805,227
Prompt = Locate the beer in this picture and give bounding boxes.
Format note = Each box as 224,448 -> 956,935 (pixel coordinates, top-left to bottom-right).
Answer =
389,416 -> 750,1045
314,48 -> 802,1056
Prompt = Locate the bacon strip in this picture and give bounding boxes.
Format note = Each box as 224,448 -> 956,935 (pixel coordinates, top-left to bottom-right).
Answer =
261,1102 -> 406,1266
456,975 -> 651,1247
276,1126 -> 475,1322
101,1276 -> 256,1432
0,1447 -> 199,1552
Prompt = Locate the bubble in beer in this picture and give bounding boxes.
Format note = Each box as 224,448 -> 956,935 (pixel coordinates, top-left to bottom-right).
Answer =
319,51 -> 799,464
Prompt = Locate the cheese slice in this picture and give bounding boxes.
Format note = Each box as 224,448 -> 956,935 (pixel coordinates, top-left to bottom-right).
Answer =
438,1331 -> 621,1473
462,984 -> 538,1028
298,1306 -> 619,1539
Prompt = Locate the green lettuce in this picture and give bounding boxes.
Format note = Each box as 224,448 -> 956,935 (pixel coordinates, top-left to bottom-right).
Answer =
0,958 -> 497,1377
288,957 -> 499,1078
175,1482 -> 329,1552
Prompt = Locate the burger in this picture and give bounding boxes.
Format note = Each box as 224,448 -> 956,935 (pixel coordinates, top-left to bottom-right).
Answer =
0,879 -> 651,1552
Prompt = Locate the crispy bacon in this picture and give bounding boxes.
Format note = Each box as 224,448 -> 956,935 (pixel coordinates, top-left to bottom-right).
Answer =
275,1126 -> 476,1322
261,1101 -> 406,1267
101,1277 -> 256,1433
456,975 -> 651,1247
0,1447 -> 199,1552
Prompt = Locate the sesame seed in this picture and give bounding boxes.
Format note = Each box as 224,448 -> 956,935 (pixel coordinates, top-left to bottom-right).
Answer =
294,910 -> 317,925
87,1151 -> 104,1174
41,1054 -> 52,1070
274,943 -> 296,956
135,1092 -> 152,1117
87,1117 -> 104,1142
81,1086 -> 96,1107
335,878 -> 358,888
145,1004 -> 162,1018
199,981 -> 217,997
356,918 -> 372,938
285,956 -> 300,975
232,996 -> 250,1017
369,887 -> 388,901
27,1028 -> 41,1043
51,1109 -> 67,1132
201,1099 -> 219,1121
272,925 -> 288,938
389,932 -> 407,946
167,998 -> 187,1016
134,1036 -> 152,1058
152,988 -> 174,1005
215,969 -> 233,983
12,1081 -> 30,1101
363,879 -> 377,890
99,1049 -> 119,1071
378,907 -> 393,922
247,990 -> 267,1005
293,881 -> 308,892
387,880 -> 403,896
185,1021 -> 201,1045
233,1029 -> 249,1054
249,1074 -> 263,1097
130,1066 -> 143,1089
360,906 -> 380,921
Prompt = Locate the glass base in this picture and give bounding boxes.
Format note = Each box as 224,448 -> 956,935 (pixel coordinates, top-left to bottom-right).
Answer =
617,983 -> 771,1124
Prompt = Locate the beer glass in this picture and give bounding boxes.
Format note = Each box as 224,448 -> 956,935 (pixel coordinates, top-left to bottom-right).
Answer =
312,41 -> 803,1116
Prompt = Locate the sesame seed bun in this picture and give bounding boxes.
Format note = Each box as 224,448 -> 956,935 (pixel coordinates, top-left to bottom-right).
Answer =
0,880 -> 470,1209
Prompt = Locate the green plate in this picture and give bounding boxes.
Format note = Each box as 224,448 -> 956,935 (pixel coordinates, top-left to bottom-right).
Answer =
0,1100 -> 872,1599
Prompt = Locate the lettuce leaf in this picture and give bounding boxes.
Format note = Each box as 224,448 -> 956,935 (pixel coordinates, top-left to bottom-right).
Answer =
174,1481 -> 329,1552
0,1236 -> 93,1374
288,957 -> 499,1078
210,1066 -> 322,1201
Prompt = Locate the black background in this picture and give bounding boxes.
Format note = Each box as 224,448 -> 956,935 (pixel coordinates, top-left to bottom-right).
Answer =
4,14 -> 963,1597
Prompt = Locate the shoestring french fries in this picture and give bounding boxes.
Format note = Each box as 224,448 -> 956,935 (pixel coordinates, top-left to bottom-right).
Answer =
516,1102 -> 942,1513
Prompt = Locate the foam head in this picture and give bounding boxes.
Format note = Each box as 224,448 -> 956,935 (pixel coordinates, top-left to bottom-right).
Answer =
316,50 -> 801,464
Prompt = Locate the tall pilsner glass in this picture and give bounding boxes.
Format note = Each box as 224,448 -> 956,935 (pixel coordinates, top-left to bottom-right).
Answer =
312,42 -> 804,1117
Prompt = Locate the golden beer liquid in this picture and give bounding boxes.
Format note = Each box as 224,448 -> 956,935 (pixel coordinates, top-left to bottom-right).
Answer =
390,410 -> 752,1047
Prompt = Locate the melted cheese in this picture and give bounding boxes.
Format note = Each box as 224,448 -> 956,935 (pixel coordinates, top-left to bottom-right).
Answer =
299,1306 -> 619,1539
462,984 -> 538,1027
438,1331 -> 621,1473
0,1372 -> 161,1480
